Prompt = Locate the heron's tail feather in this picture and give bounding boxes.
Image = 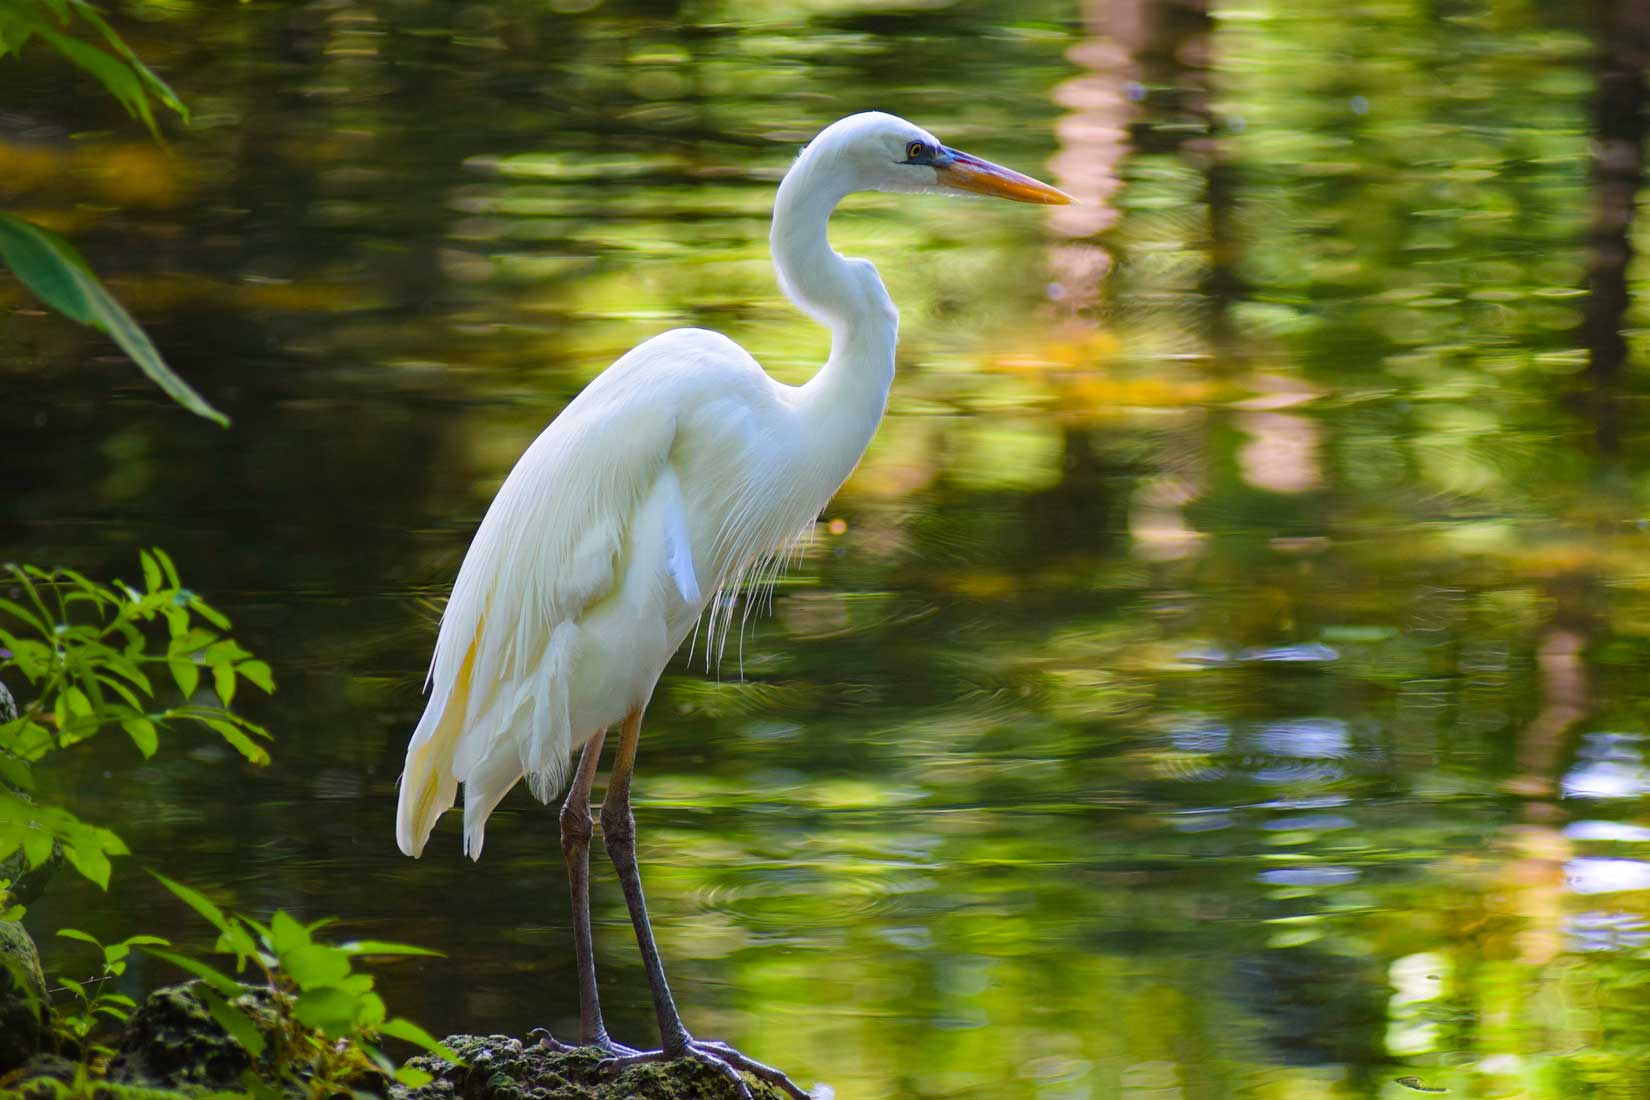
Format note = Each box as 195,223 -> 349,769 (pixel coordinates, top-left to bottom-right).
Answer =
394,634 -> 478,858
462,736 -> 525,860
451,621 -> 581,857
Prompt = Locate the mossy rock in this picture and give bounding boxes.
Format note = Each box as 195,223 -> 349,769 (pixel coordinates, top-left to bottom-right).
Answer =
395,1034 -> 794,1100
0,920 -> 48,1073
105,982 -> 290,1092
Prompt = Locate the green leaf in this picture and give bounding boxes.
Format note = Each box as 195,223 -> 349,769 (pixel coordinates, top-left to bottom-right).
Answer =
378,1018 -> 463,1064
340,940 -> 444,958
282,944 -> 351,991
62,841 -> 112,888
151,548 -> 181,589
144,947 -> 243,998
197,986 -> 267,1057
66,0 -> 189,124
0,597 -> 47,633
190,598 -> 229,632
202,718 -> 270,765
0,754 -> 35,791
102,657 -> 154,696
293,986 -> 361,1036
236,660 -> 274,694
364,1045 -> 397,1079
22,828 -> 53,869
31,25 -> 157,134
356,991 -> 385,1028
56,928 -> 102,947
334,972 -> 374,996
140,551 -> 162,595
62,685 -> 93,718
95,673 -> 146,711
0,214 -> 227,426
121,717 -> 157,758
213,921 -> 260,965
0,211 -> 91,322
393,1067 -> 434,1088
151,871 -> 231,934
213,663 -> 235,707
268,910 -> 310,955
169,659 -> 199,699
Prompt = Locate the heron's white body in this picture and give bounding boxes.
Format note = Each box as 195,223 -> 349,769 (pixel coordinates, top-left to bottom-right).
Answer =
396,113 -> 918,859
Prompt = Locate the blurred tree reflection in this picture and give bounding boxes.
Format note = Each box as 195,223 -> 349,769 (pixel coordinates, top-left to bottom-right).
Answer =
6,1 -> 1650,1098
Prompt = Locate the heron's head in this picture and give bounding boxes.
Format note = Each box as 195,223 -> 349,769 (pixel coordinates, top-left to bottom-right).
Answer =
808,111 -> 1071,205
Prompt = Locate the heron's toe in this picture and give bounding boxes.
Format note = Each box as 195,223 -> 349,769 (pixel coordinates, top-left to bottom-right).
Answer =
688,1040 -> 811,1100
596,1043 -> 754,1100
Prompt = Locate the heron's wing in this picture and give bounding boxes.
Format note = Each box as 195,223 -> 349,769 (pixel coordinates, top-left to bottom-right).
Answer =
396,382 -> 679,859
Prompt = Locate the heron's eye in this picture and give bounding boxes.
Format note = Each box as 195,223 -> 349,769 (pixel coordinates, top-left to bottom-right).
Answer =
905,141 -> 927,161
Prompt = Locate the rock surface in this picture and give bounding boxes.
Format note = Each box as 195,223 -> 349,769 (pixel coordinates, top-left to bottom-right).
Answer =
396,1034 -> 794,1100
7,980 -> 793,1100
107,983 -> 288,1092
0,919 -> 47,1073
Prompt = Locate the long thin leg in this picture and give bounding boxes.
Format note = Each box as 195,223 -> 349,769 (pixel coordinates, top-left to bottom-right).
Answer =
597,708 -> 810,1100
599,708 -> 691,1051
559,727 -> 614,1048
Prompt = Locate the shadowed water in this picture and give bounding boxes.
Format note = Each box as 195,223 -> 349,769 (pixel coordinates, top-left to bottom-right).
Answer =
6,1 -> 1650,1097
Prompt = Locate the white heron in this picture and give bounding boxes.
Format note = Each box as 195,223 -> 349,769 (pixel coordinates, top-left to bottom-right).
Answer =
395,111 -> 1068,1097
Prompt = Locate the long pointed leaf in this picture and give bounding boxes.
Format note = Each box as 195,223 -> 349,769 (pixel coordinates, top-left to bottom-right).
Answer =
66,1 -> 188,124
32,25 -> 155,135
0,214 -> 227,426
143,947 -> 243,998
151,871 -> 231,934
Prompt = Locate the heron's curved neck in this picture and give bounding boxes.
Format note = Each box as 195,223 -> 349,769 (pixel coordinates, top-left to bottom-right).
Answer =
770,147 -> 897,419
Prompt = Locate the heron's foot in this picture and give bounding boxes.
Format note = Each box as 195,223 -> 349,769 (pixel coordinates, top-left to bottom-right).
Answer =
528,1027 -> 639,1057
597,1036 -> 809,1100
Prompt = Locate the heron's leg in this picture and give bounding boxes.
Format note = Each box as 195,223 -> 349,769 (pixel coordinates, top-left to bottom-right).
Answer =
596,708 -> 811,1100
558,726 -> 622,1050
599,708 -> 691,1051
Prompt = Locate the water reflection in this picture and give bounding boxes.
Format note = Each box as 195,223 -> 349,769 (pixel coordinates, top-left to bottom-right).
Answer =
7,1 -> 1650,1098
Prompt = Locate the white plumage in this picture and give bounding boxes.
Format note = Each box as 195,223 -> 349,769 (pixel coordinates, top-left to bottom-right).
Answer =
395,111 -> 1070,863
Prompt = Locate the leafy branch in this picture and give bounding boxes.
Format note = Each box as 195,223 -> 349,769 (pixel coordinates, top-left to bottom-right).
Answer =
0,549 -> 273,896
0,0 -> 187,136
147,874 -> 462,1094
0,0 -> 226,426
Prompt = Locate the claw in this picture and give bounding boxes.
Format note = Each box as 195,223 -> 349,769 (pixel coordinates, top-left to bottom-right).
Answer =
528,1028 -> 640,1057
528,1027 -> 576,1053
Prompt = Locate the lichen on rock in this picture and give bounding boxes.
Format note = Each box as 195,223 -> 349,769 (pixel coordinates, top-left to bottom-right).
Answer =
0,919 -> 48,1074
3,978 -> 792,1100
395,1034 -> 794,1100
105,982 -> 288,1093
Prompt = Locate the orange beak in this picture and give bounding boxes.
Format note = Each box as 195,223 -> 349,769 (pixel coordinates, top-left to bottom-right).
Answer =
935,148 -> 1072,205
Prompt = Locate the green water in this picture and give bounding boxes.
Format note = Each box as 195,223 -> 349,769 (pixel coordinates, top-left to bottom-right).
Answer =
7,1 -> 1650,1097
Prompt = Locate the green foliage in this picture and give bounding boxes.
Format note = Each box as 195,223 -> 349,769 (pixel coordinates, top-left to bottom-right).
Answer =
147,874 -> 460,1094
0,550 -> 273,900
0,555 -> 454,1100
51,928 -> 166,1069
0,0 -> 224,425
0,0 -> 187,136
0,215 -> 228,427
7,1069 -> 195,1100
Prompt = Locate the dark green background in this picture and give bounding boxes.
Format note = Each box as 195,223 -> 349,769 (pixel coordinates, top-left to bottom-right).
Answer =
5,1 -> 1650,1097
